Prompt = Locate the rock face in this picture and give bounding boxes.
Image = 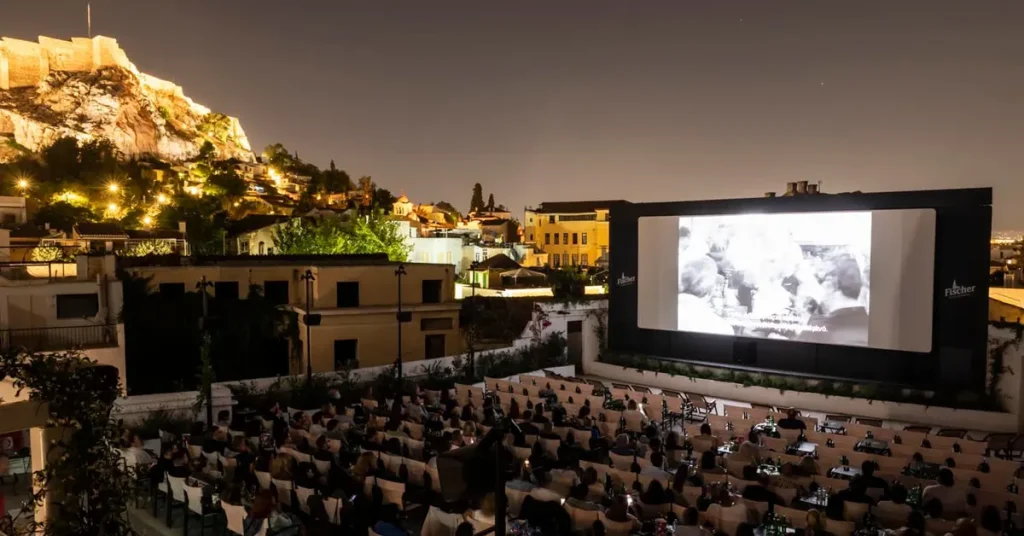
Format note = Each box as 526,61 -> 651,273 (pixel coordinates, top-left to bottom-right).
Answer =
0,36 -> 253,162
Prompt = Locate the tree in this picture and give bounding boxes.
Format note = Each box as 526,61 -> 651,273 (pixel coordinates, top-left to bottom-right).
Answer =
205,170 -> 247,198
470,183 -> 484,213
158,194 -> 226,255
371,187 -> 397,212
120,240 -> 175,257
33,201 -> 97,232
0,349 -> 133,535
323,167 -> 352,193
273,211 -> 410,261
486,193 -> 495,212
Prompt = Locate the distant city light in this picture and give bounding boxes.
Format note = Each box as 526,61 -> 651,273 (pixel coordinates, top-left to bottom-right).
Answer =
16,178 -> 29,190
186,186 -> 200,196
142,216 -> 153,226
107,182 -> 120,193
157,193 -> 169,204
107,202 -> 119,212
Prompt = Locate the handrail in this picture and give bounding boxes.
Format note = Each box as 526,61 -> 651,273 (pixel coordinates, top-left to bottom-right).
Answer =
0,324 -> 118,352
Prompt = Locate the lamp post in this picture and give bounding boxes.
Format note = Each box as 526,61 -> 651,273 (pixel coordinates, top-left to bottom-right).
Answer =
196,276 -> 214,426
300,270 -> 316,386
468,260 -> 480,380
395,263 -> 407,381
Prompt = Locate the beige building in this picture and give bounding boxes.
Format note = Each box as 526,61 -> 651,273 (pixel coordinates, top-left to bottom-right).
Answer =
120,255 -> 462,372
0,252 -> 126,381
523,200 -> 620,268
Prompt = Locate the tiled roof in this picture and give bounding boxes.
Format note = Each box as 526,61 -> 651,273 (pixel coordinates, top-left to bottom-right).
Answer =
75,222 -> 128,238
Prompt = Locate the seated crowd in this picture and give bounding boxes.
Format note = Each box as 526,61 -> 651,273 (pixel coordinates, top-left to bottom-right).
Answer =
119,378 -> 1023,536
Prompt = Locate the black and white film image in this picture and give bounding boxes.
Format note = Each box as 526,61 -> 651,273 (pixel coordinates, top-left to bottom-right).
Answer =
677,212 -> 872,347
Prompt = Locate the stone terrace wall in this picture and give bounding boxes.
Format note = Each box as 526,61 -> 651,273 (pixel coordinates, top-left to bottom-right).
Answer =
0,35 -> 132,90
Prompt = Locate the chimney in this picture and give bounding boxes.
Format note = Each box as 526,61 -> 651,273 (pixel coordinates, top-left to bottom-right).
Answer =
807,183 -> 818,194
796,181 -> 808,194
764,192 -> 776,198
784,182 -> 797,196
178,221 -> 187,234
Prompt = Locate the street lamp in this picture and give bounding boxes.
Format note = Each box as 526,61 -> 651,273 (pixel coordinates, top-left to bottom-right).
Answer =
196,276 -> 214,426
300,270 -> 318,386
395,263 -> 407,381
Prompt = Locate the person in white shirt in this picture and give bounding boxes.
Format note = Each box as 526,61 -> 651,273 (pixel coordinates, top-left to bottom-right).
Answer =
641,452 -> 673,481
922,469 -> 966,518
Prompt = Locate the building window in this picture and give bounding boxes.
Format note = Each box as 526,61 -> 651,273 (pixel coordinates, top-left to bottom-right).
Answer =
558,214 -> 597,222
581,254 -> 588,266
562,233 -> 568,244
258,241 -> 265,255
548,215 -> 555,224
553,234 -> 559,245
553,255 -> 561,268
544,233 -> 550,245
425,334 -> 446,359
582,232 -> 588,245
239,239 -> 250,253
336,282 -> 359,307
529,233 -> 534,242
264,280 -> 289,306
159,283 -> 185,299
562,253 -> 569,266
56,293 -> 99,319
215,281 -> 240,300
422,279 -> 443,304
571,254 -> 578,266
334,339 -> 358,370
572,233 -> 578,245
421,317 -> 453,331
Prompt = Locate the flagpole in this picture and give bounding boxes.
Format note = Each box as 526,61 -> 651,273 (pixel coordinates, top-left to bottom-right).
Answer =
87,3 -> 92,38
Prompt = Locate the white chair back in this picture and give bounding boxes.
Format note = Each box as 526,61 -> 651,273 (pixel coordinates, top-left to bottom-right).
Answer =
272,478 -> 293,507
598,512 -> 635,536
183,484 -> 205,515
564,502 -> 600,532
295,486 -> 315,514
222,501 -> 247,535
314,458 -> 332,475
255,470 -> 272,490
167,474 -> 187,502
322,496 -> 342,524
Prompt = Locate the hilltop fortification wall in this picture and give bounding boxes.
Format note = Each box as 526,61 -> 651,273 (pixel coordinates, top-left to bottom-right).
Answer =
0,35 -> 133,90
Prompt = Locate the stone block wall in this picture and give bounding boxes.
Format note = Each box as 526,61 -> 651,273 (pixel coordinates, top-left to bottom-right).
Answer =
0,35 -> 132,90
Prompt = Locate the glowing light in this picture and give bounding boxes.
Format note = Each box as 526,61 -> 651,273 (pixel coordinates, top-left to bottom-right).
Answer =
233,201 -> 240,207
142,216 -> 153,226
54,191 -> 84,204
186,186 -> 200,196
157,193 -> 169,204
268,168 -> 282,185
16,178 -> 29,190
107,182 -> 120,193
107,203 -> 119,212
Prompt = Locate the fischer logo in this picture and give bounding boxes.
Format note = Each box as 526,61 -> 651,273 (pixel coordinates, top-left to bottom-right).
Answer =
944,280 -> 976,298
616,273 -> 637,287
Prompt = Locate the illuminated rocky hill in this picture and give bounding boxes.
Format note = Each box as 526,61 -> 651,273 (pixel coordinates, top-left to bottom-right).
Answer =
0,36 -> 253,162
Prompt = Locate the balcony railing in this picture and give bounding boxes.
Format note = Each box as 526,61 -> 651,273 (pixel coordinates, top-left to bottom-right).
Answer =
0,325 -> 118,352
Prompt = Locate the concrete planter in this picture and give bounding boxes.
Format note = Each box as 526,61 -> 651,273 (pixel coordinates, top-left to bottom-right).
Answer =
588,360 -> 1018,433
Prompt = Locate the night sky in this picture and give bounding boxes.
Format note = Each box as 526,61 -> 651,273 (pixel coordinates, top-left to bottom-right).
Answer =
3,1 -> 1023,228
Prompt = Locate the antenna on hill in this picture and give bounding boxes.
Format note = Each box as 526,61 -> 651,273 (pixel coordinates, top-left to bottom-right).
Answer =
87,3 -> 92,38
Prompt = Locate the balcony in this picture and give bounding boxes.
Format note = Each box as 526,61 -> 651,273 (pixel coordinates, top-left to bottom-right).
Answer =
0,325 -> 119,352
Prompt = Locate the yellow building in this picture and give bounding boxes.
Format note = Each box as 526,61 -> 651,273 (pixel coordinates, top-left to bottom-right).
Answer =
523,201 -> 621,268
121,255 -> 461,372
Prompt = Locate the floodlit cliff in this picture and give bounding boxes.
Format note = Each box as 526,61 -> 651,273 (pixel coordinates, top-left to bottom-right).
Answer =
0,36 -> 254,162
